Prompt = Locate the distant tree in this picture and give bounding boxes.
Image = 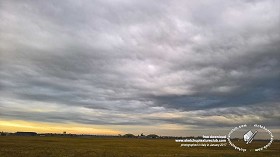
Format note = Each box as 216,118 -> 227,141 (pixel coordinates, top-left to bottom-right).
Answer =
123,133 -> 135,138
146,134 -> 159,139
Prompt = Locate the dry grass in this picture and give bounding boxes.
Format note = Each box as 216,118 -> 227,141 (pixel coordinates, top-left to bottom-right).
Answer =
0,136 -> 279,157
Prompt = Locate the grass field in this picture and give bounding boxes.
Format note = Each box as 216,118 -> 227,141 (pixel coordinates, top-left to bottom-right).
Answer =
0,136 -> 279,157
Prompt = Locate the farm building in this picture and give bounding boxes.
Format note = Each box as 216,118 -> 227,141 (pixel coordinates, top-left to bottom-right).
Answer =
15,132 -> 37,136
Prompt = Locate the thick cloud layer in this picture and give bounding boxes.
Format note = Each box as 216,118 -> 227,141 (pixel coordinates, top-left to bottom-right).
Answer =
0,0 -> 279,134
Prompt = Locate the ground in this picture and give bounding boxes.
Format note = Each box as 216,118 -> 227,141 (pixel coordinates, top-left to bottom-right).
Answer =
0,136 -> 279,157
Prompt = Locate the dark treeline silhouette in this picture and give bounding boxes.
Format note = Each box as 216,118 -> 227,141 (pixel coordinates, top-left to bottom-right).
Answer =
0,131 -> 223,139
0,131 -> 209,139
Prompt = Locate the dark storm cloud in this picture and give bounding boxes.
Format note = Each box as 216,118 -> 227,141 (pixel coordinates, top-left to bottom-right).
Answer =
0,0 -> 279,131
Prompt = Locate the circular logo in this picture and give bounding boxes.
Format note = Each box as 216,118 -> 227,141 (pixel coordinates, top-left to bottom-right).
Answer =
227,124 -> 273,152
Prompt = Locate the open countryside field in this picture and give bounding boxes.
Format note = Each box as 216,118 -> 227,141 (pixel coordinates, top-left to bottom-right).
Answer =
0,136 -> 279,157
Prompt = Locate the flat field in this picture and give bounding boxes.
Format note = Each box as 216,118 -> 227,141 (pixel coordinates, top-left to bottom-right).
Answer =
0,136 -> 279,157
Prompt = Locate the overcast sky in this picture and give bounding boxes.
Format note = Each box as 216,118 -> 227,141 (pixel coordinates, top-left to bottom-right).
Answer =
0,0 -> 279,136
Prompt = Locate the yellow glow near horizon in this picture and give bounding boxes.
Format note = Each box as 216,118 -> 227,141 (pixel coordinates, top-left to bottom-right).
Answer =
0,120 -> 122,135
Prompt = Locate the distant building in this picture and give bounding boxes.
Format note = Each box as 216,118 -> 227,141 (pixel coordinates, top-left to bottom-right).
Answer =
15,132 -> 37,136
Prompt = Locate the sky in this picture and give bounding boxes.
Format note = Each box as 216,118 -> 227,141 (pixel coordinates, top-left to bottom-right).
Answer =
0,0 -> 279,137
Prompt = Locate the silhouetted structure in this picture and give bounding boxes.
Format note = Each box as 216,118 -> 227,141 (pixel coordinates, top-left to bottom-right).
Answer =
15,132 -> 37,136
1,131 -> 8,136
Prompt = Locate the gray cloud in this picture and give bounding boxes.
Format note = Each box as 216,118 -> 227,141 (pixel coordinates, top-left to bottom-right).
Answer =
0,0 -> 279,135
